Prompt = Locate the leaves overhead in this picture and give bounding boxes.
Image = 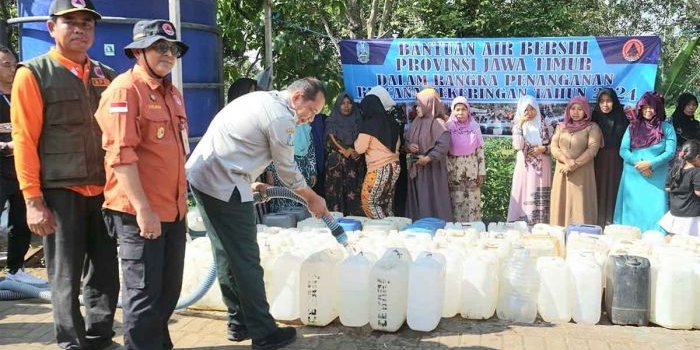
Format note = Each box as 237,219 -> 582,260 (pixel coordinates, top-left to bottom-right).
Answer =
217,0 -> 698,106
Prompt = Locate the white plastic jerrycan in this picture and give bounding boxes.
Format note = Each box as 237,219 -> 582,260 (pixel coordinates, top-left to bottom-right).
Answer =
437,247 -> 465,318
461,251 -> 499,320
407,251 -> 446,332
603,224 -> 641,242
536,257 -> 571,324
180,237 -> 224,311
497,247 -> 539,323
299,248 -> 345,326
339,251 -> 378,327
369,248 -> 412,332
567,253 -> 602,325
269,249 -> 306,321
653,258 -> 695,329
186,205 -> 207,234
693,264 -> 700,329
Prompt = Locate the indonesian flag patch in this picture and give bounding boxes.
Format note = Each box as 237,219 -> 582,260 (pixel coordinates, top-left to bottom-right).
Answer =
109,102 -> 128,113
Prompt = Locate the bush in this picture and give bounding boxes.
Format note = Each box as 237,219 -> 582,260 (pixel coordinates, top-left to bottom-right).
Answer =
481,137 -> 516,223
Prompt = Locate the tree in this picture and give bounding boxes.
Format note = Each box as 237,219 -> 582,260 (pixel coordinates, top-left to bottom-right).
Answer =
217,0 -> 700,105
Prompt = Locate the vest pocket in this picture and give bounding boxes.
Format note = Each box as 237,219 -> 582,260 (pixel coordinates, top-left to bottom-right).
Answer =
44,89 -> 84,125
41,136 -> 87,180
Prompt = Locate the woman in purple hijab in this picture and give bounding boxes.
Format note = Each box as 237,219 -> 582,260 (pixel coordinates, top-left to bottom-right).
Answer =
613,92 -> 676,232
549,96 -> 603,226
446,96 -> 486,222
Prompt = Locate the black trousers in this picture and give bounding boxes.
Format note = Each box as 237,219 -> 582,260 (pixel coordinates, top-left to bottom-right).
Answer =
0,176 -> 30,272
191,186 -> 277,340
42,189 -> 119,350
103,209 -> 186,350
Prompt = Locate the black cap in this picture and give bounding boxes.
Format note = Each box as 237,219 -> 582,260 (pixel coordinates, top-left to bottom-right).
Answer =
123,19 -> 189,58
49,0 -> 101,20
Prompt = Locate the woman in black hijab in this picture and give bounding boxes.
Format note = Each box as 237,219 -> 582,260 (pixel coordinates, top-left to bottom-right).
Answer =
324,92 -> 365,215
355,94 -> 401,218
226,78 -> 257,103
592,88 -> 629,227
671,92 -> 699,148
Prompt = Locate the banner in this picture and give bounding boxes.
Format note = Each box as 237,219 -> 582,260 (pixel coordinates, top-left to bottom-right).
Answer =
339,36 -> 660,136
340,36 -> 660,105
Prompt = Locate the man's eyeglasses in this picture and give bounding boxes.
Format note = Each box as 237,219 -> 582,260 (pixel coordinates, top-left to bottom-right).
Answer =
151,42 -> 182,58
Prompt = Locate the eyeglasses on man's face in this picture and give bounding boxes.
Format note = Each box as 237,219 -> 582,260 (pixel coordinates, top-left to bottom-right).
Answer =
151,42 -> 182,58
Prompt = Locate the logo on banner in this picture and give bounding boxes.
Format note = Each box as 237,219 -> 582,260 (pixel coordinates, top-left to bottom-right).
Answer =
356,41 -> 370,64
622,39 -> 644,62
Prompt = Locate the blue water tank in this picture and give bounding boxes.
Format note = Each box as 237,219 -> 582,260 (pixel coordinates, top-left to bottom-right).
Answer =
14,0 -> 223,139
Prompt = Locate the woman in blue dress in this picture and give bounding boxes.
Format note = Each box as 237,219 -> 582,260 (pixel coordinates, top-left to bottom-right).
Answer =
614,92 -> 677,232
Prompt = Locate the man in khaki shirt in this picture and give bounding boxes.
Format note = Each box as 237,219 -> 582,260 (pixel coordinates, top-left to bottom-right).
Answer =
186,77 -> 328,350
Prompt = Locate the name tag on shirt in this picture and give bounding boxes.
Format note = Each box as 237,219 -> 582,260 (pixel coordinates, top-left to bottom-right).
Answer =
91,78 -> 111,87
180,123 -> 190,155
285,127 -> 295,146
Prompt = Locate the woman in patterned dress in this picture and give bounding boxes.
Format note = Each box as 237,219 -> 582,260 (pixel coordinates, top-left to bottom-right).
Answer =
507,95 -> 553,225
446,96 -> 486,222
355,94 -> 401,218
323,92 -> 364,215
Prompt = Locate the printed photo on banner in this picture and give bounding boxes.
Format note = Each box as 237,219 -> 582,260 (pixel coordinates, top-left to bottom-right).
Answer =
339,36 -> 661,136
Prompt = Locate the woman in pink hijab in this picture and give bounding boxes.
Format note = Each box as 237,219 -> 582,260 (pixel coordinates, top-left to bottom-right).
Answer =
405,88 -> 453,221
446,96 -> 486,222
549,96 -> 603,226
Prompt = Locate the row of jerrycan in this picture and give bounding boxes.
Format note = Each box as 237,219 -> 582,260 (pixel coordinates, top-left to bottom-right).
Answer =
606,240 -> 700,330
551,225 -> 700,329
260,222 -> 677,330
183,216 -> 700,330
264,244 -> 609,332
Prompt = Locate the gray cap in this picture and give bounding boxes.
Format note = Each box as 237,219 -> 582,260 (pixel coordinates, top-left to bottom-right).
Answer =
123,19 -> 188,58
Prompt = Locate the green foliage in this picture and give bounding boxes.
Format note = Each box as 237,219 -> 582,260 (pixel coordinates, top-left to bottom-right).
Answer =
658,36 -> 700,99
0,0 -> 18,49
481,137 -> 515,223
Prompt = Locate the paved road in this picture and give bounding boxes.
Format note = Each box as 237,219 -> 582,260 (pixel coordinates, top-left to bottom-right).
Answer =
1,298 -> 699,350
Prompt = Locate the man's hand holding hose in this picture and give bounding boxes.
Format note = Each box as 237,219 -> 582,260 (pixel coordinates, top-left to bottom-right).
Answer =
294,186 -> 328,218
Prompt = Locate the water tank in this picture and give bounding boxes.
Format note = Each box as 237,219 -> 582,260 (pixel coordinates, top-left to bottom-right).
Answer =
14,0 -> 224,141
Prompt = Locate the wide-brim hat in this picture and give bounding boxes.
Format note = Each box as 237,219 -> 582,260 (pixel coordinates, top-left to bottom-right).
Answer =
124,19 -> 189,58
49,0 -> 101,20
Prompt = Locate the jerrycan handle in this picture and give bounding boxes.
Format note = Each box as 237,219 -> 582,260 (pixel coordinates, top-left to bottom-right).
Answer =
625,256 -> 642,267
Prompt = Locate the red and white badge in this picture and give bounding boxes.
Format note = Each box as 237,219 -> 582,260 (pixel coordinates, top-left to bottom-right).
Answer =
93,65 -> 105,78
109,102 -> 128,113
162,23 -> 175,36
173,95 -> 182,106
